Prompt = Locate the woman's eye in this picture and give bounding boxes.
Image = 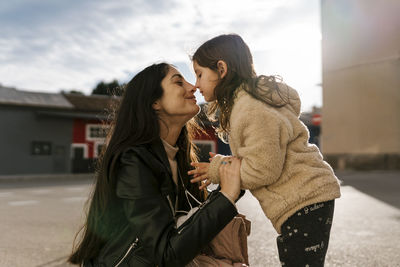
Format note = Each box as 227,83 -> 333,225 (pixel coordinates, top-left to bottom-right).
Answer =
176,81 -> 183,86
197,74 -> 202,78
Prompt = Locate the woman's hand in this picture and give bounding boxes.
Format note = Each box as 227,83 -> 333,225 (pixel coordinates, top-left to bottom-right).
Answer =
219,157 -> 241,202
189,153 -> 233,190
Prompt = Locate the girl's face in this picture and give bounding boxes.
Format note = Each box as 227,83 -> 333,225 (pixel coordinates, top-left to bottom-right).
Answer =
193,61 -> 219,102
154,66 -> 200,124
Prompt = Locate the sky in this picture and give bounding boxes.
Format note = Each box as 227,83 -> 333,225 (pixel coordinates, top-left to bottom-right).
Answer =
0,0 -> 322,112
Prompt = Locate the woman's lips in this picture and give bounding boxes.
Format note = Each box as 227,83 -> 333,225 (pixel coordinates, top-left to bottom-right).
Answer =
185,96 -> 197,103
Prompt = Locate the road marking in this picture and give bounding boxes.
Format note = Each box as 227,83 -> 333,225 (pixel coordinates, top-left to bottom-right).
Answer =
31,189 -> 52,194
0,192 -> 14,197
61,197 -> 87,203
65,187 -> 86,192
8,200 -> 39,206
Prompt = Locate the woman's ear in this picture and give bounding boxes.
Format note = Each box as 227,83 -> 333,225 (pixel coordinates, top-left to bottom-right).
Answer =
217,60 -> 228,79
152,101 -> 161,111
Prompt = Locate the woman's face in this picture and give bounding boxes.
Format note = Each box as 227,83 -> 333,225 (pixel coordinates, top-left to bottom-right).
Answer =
154,66 -> 200,124
193,60 -> 219,102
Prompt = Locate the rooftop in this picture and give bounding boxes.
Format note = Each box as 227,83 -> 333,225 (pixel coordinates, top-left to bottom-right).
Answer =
0,86 -> 74,109
63,93 -> 120,112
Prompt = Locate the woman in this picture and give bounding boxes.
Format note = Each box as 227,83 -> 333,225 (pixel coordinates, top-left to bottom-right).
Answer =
68,63 -> 242,266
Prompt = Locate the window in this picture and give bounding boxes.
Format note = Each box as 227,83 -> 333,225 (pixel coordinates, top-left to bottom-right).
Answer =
193,140 -> 216,162
86,124 -> 110,141
31,141 -> 52,155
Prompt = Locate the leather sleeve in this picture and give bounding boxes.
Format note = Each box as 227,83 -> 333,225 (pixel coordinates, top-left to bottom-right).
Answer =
210,186 -> 246,203
116,149 -> 238,267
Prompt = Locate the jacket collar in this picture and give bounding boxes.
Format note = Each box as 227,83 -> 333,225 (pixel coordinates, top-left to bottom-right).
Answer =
148,138 -> 178,199
149,137 -> 172,176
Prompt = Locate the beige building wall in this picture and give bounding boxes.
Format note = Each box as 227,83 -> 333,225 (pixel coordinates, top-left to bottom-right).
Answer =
321,0 -> 400,169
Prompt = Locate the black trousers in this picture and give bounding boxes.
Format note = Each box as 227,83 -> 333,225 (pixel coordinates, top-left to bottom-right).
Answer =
276,200 -> 335,267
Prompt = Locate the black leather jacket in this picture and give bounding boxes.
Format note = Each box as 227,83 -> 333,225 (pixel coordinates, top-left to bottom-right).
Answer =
86,139 -> 238,267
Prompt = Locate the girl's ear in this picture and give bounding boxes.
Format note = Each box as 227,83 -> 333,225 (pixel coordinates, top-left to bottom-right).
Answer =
217,60 -> 228,79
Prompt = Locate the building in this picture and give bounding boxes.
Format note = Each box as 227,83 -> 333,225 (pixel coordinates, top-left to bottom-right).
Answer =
63,93 -> 118,173
194,105 -> 231,162
321,0 -> 400,170
0,86 -> 75,175
0,86 -> 228,175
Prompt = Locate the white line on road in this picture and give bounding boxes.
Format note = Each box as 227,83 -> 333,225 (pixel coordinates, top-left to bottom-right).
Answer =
61,197 -> 87,203
65,187 -> 87,192
30,189 -> 52,194
0,192 -> 14,197
8,200 -> 39,206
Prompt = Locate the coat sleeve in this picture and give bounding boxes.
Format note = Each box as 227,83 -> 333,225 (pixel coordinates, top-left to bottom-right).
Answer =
116,149 -> 238,267
207,154 -> 228,184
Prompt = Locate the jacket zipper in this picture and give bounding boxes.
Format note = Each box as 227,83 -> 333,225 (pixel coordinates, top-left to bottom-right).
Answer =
166,195 -> 175,217
177,198 -> 212,235
114,237 -> 139,267
198,198 -> 210,209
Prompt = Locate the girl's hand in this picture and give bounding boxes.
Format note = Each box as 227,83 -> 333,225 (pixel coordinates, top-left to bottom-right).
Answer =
188,162 -> 211,190
219,157 -> 241,201
209,152 -> 216,162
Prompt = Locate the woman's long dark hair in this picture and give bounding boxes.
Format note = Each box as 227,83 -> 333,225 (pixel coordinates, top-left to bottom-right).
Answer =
192,34 -> 288,141
68,63 -> 204,265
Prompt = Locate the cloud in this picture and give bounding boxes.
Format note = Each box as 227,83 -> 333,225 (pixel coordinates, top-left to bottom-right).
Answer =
0,0 -> 321,110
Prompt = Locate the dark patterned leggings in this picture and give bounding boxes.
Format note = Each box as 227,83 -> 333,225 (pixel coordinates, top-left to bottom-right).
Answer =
276,200 -> 335,267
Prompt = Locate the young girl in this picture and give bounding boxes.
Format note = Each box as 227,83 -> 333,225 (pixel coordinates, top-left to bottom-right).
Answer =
189,34 -> 341,267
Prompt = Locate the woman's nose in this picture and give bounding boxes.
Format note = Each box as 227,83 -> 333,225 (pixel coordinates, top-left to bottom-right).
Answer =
186,82 -> 196,93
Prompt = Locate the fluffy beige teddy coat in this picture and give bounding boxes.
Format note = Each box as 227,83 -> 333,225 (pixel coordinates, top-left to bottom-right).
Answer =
207,80 -> 341,234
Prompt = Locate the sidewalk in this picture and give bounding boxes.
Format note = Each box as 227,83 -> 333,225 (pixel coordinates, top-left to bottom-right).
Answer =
236,171 -> 400,267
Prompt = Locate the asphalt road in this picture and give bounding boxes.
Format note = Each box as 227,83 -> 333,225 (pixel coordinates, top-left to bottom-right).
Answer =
0,178 -> 92,267
0,171 -> 399,267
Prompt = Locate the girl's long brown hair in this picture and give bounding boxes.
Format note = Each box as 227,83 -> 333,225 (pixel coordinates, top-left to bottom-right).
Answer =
192,34 -> 288,142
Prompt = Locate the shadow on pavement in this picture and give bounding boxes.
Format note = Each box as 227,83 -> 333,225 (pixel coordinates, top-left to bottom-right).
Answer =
336,170 -> 400,209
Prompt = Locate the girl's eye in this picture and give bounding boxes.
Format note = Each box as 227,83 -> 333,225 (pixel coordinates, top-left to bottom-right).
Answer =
197,74 -> 202,78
